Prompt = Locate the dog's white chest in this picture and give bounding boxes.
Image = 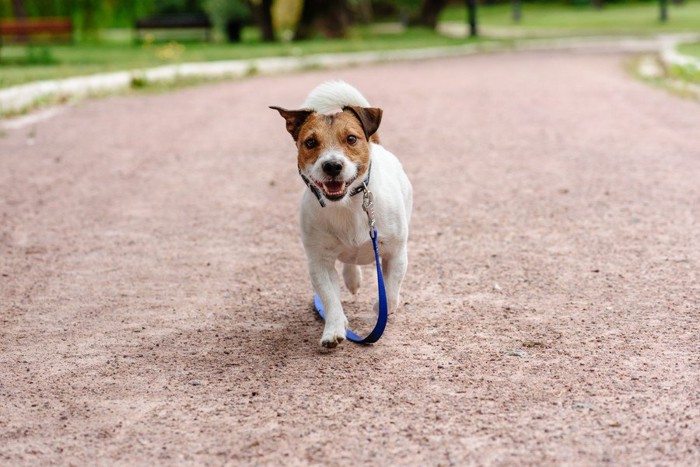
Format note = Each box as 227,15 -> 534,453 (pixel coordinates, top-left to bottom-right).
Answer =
337,241 -> 374,265
321,213 -> 375,265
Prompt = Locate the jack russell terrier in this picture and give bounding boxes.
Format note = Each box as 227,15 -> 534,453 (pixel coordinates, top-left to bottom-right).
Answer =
271,81 -> 412,348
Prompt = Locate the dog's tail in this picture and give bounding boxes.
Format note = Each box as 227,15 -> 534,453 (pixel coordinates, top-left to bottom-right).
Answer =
301,80 -> 371,114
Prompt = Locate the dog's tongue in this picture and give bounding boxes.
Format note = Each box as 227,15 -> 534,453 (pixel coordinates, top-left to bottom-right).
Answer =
324,181 -> 344,194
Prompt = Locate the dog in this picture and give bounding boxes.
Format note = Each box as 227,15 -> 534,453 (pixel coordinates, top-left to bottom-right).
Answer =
271,81 -> 412,348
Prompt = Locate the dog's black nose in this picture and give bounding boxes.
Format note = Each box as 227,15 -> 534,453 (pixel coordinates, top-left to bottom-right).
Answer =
322,160 -> 343,177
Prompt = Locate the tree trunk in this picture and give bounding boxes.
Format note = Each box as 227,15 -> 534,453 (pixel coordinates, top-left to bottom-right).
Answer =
81,0 -> 100,41
660,0 -> 668,22
512,0 -> 522,23
294,0 -> 349,41
417,0 -> 448,29
11,0 -> 27,18
248,0 -> 276,42
356,0 -> 373,24
467,0 -> 478,37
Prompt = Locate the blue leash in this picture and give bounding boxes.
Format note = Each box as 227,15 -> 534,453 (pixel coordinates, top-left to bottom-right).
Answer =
313,187 -> 388,344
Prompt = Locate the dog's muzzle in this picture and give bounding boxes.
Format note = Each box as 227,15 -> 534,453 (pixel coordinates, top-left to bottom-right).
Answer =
299,163 -> 372,207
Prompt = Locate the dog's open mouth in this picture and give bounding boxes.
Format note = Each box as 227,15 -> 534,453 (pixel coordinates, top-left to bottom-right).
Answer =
308,173 -> 359,202
318,180 -> 347,200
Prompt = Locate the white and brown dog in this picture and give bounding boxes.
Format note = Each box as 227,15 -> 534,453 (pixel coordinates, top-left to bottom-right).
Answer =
271,81 -> 412,348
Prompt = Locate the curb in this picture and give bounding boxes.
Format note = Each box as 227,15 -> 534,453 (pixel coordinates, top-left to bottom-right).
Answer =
658,33 -> 700,69
1,33 -> 699,118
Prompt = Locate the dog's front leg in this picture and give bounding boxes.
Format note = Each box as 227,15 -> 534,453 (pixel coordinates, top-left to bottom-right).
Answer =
308,258 -> 348,348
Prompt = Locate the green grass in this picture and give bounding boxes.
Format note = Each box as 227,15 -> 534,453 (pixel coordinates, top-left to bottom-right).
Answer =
678,41 -> 700,59
442,1 -> 700,35
3,2 -> 699,103
630,55 -> 700,102
0,26 -> 470,89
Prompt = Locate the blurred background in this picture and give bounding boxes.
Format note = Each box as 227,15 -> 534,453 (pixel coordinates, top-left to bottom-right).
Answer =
0,0 -> 698,93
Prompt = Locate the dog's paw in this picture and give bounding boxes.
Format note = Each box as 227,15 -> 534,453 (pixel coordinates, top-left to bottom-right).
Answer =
342,264 -> 362,295
320,319 -> 348,349
320,332 -> 345,349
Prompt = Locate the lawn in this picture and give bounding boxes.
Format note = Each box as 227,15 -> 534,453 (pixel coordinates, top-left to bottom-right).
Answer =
442,1 -> 700,35
0,27 -> 469,89
2,2 -> 699,91
678,41 -> 700,59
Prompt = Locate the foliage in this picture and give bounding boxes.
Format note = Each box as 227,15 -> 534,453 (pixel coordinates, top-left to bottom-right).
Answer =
0,26 -> 472,88
0,0 -> 210,27
441,1 -> 700,33
677,42 -> 700,60
153,0 -> 205,14
153,0 -> 189,14
204,0 -> 250,25
22,45 -> 56,64
668,63 -> 700,85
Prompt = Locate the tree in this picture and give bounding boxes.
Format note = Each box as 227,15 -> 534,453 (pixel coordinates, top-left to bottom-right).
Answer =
416,0 -> 448,29
79,0 -> 101,40
512,0 -> 521,23
659,0 -> 668,22
247,0 -> 275,42
11,0 -> 27,18
294,0 -> 349,40
466,0 -> 477,37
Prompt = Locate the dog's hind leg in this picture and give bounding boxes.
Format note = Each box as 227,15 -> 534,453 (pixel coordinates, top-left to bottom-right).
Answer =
342,263 -> 362,294
376,246 -> 408,314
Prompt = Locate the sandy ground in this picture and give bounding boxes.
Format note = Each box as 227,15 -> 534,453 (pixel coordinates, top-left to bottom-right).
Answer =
1,51 -> 699,465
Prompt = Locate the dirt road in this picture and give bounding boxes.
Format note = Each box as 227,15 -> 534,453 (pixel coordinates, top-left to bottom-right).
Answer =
1,52 -> 699,465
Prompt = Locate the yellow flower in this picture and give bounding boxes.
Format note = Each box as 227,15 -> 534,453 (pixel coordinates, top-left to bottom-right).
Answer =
155,41 -> 186,61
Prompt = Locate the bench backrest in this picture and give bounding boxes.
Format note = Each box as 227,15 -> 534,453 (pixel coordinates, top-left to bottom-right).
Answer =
135,14 -> 211,29
0,18 -> 73,43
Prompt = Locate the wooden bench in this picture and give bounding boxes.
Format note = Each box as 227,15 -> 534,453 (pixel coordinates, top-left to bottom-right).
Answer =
0,18 -> 73,44
135,13 -> 212,42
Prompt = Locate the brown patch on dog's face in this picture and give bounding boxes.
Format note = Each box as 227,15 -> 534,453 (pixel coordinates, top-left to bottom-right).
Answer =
295,111 -> 372,175
271,105 -> 383,201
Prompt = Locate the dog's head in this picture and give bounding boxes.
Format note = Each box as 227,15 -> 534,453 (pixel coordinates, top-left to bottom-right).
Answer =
270,105 -> 382,203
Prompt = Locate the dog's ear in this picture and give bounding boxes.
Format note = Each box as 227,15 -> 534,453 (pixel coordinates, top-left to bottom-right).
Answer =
270,106 -> 313,141
344,106 -> 383,140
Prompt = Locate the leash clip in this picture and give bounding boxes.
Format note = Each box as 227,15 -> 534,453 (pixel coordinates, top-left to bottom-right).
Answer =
361,183 -> 376,238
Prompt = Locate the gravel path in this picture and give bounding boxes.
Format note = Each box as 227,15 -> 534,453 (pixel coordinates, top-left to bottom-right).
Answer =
1,51 -> 699,465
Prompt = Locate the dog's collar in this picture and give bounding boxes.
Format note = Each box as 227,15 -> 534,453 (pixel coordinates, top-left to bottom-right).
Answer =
349,162 -> 372,197
298,169 -> 326,207
299,163 -> 371,208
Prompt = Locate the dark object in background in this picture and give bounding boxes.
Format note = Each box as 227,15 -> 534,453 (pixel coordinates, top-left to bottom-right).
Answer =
247,0 -> 275,42
225,18 -> 242,42
466,0 -> 478,37
134,13 -> 212,42
418,0 -> 448,29
295,0 -> 350,40
660,0 -> 669,22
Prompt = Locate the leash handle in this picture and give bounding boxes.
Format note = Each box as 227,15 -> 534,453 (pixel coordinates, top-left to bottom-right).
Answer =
313,227 -> 388,344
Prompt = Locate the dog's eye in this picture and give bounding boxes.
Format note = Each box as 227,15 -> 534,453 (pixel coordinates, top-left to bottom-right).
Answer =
347,135 -> 358,145
304,138 -> 317,149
